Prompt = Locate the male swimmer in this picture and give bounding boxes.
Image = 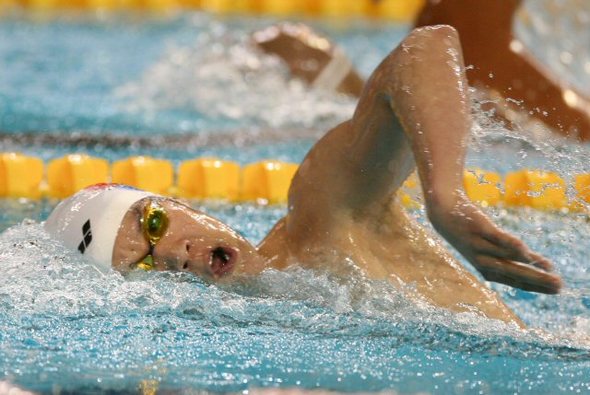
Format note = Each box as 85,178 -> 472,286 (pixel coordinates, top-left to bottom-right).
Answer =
414,0 -> 590,141
255,2 -> 590,141
46,26 -> 562,327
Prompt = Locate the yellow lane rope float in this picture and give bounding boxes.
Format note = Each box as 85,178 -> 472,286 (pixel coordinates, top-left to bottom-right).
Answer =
1,152 -> 590,212
1,0 -> 425,22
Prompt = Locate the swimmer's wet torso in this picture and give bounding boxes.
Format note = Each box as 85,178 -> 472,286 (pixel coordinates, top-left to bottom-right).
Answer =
49,25 -> 562,327
258,192 -> 523,324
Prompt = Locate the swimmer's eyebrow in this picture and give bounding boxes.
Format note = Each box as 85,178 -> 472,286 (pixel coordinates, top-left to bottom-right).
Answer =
130,197 -> 167,228
131,205 -> 143,219
130,198 -> 150,228
131,199 -> 146,214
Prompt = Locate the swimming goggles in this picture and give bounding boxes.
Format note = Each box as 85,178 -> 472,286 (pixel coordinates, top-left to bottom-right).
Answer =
136,200 -> 169,271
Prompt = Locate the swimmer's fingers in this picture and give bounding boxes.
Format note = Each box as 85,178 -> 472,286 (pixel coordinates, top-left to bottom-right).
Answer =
473,232 -> 554,272
475,256 -> 563,294
518,250 -> 554,272
480,229 -> 554,271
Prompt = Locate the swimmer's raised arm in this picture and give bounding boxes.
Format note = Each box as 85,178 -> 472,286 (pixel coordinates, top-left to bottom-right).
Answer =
386,26 -> 562,294
286,25 -> 562,294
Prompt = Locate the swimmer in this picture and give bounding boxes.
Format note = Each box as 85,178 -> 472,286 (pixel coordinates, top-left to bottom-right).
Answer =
414,0 -> 590,141
46,25 -> 562,327
256,7 -> 590,141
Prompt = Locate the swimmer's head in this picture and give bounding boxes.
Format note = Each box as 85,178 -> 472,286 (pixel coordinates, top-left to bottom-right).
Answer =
45,184 -> 153,269
112,196 -> 263,280
45,184 -> 263,280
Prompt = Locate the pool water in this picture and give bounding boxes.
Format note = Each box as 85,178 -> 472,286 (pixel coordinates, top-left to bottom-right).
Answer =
1,4 -> 590,394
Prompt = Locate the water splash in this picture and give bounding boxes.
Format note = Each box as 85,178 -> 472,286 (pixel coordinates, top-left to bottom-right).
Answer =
469,88 -> 590,181
1,218 -> 589,393
1,8 -> 590,394
116,19 -> 356,133
516,0 -> 590,95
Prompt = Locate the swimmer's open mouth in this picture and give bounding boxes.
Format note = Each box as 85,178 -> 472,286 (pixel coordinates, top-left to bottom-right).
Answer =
209,246 -> 236,277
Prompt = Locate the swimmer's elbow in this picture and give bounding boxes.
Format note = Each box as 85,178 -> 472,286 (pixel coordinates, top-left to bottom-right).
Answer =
369,24 -> 461,97
388,24 -> 460,66
405,24 -> 459,44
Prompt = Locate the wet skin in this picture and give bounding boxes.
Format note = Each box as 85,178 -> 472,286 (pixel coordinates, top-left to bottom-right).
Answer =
253,23 -> 364,97
113,26 -> 562,326
256,9 -> 590,140
414,0 -> 590,140
112,198 -> 265,281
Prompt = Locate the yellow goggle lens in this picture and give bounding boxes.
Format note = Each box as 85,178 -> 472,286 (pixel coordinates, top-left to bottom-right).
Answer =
142,201 -> 169,245
137,255 -> 155,271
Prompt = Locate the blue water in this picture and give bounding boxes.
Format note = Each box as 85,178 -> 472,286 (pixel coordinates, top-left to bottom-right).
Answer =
1,6 -> 590,395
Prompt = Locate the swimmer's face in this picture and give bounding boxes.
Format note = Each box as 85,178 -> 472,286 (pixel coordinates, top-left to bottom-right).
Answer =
112,198 -> 264,281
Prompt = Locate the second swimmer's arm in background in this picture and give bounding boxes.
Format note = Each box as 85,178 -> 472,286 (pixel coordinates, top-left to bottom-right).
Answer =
252,23 -> 364,97
284,25 -> 562,294
254,9 -> 590,142
415,0 -> 590,141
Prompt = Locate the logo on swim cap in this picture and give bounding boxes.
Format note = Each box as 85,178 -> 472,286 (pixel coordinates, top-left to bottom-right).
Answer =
78,219 -> 93,254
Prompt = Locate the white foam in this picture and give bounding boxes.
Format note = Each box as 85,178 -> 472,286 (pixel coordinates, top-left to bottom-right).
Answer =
1,217 -> 589,359
516,0 -> 590,96
116,20 -> 356,133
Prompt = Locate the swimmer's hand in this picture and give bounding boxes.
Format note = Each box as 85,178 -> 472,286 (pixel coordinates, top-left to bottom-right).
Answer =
427,193 -> 563,294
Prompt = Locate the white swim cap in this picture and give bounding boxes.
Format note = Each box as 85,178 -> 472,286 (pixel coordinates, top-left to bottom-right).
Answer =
45,184 -> 153,269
